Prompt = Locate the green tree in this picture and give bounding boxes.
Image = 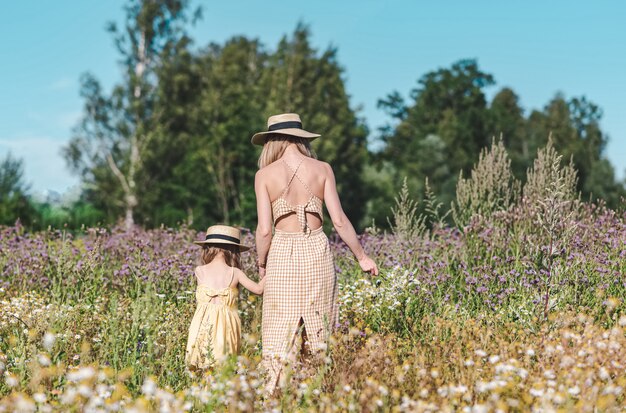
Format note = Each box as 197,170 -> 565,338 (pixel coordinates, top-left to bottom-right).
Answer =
133,28 -> 202,226
378,59 -> 495,206
526,94 -> 625,206
160,37 -> 267,227
63,0 -> 197,229
488,87 -> 530,179
0,153 -> 37,225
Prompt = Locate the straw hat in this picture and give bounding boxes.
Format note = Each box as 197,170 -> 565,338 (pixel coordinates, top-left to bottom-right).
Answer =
193,225 -> 250,252
251,113 -> 321,145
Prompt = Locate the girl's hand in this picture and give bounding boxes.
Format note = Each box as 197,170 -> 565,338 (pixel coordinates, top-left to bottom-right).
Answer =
358,255 -> 378,276
258,267 -> 266,279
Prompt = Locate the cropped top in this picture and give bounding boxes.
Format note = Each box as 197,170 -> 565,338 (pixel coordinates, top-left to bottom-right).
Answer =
271,159 -> 323,234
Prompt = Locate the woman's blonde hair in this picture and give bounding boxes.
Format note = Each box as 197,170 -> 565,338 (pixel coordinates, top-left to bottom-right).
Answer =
199,244 -> 242,269
258,134 -> 317,169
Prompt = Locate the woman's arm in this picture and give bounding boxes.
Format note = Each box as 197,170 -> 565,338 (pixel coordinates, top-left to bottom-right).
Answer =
323,163 -> 379,275
255,170 -> 273,278
236,269 -> 265,295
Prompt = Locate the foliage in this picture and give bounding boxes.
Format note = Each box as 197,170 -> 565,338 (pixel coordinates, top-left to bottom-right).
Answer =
63,0 -> 197,229
488,87 -> 529,178
0,153 -> 37,226
31,200 -> 105,230
377,59 -> 495,210
520,138 -> 580,319
375,60 -> 625,226
526,94 -> 626,207
452,138 -> 520,228
62,13 -> 370,230
388,177 -> 426,241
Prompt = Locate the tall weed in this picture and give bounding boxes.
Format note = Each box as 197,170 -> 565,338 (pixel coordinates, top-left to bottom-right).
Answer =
452,138 -> 520,228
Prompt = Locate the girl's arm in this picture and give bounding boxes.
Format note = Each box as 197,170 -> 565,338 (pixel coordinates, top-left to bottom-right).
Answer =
323,163 -> 379,275
236,269 -> 265,295
255,170 -> 273,277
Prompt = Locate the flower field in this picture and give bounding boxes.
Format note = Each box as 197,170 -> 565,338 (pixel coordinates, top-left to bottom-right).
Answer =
1,143 -> 626,412
1,198 -> 625,412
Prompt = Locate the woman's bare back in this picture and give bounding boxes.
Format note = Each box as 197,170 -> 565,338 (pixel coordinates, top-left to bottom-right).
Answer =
261,154 -> 327,232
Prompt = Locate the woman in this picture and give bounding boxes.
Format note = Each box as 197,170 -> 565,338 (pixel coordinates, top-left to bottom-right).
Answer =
252,113 -> 378,393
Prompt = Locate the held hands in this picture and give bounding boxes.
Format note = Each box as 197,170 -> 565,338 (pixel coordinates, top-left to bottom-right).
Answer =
257,258 -> 266,279
358,254 -> 379,276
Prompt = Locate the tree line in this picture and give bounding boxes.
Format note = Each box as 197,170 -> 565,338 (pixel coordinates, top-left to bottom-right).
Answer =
1,0 -> 624,231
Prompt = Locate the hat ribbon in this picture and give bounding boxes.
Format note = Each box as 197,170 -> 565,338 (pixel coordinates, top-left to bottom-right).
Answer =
205,234 -> 240,243
268,121 -> 303,131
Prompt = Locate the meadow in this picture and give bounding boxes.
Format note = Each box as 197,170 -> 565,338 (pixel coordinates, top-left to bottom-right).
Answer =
1,142 -> 625,412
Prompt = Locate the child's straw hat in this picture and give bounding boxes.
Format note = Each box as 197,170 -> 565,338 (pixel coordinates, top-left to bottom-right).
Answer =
193,225 -> 250,252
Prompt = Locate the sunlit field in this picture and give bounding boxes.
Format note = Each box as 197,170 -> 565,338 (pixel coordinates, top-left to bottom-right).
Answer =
1,144 -> 625,412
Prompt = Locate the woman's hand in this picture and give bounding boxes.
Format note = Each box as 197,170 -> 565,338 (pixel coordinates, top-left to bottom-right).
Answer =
258,266 -> 266,279
358,255 -> 378,276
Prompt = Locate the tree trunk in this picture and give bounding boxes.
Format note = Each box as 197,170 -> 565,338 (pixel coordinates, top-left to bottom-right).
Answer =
124,193 -> 137,231
120,30 -> 147,231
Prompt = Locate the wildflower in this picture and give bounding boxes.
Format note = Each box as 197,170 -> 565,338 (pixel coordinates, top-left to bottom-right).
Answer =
543,370 -> 556,379
142,377 -> 157,397
553,392 -> 565,404
14,394 -> 36,412
598,367 -> 610,381
5,374 -> 18,387
37,354 -> 51,366
78,384 -> 92,397
559,355 -> 575,368
568,386 -> 580,396
529,388 -> 544,397
60,388 -> 77,404
33,393 -> 46,403
67,366 -> 95,382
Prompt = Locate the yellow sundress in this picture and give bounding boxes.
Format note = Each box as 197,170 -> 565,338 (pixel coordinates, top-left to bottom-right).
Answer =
185,267 -> 241,369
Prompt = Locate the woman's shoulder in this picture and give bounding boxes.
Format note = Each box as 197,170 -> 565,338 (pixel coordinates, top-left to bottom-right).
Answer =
256,161 -> 280,179
309,159 -> 333,177
256,156 -> 331,178
300,157 -> 331,174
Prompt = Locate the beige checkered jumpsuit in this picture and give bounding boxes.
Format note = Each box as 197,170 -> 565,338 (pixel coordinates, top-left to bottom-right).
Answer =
262,159 -> 338,392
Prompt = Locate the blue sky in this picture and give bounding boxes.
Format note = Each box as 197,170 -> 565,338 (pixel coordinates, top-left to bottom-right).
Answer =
1,1 -> 625,194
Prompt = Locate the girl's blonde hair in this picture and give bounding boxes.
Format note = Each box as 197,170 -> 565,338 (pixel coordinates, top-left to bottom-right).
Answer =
200,244 -> 242,269
258,134 -> 317,169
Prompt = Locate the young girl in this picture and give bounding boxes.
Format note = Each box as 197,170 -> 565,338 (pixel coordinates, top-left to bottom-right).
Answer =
186,225 -> 265,370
